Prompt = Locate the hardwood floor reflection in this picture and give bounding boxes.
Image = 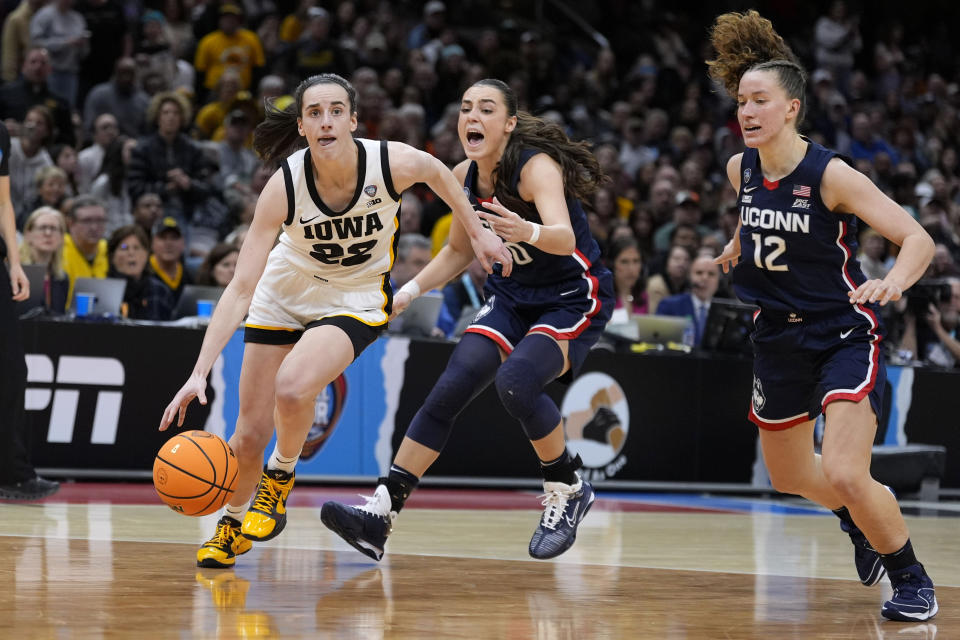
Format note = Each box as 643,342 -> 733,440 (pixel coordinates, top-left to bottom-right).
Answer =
0,497 -> 956,639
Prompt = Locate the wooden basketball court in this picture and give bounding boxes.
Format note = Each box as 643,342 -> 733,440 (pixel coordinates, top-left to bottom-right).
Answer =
0,483 -> 955,639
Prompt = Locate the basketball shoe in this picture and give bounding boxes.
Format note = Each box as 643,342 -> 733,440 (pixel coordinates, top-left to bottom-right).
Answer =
529,474 -> 595,560
840,518 -> 885,586
197,516 -> 253,568
241,467 -> 295,542
320,485 -> 395,561
881,564 -> 938,622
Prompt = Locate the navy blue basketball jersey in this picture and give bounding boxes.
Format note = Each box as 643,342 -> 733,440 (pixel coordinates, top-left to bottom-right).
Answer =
733,140 -> 870,314
464,148 -> 602,286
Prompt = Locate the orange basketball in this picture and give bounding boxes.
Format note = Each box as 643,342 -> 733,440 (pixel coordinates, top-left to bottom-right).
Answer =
153,430 -> 238,516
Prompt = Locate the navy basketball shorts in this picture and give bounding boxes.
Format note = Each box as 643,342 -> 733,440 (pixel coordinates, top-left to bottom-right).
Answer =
464,266 -> 615,379
748,306 -> 886,430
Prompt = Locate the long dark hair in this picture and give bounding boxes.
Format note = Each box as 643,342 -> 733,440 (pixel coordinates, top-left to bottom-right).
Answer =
254,74 -> 358,163
706,11 -> 807,124
98,137 -> 127,197
471,79 -> 607,219
607,236 -> 646,303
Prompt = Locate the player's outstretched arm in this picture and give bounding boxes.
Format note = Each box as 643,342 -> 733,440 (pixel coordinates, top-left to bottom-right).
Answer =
822,158 -> 935,306
386,141 -> 512,276
159,170 -> 288,430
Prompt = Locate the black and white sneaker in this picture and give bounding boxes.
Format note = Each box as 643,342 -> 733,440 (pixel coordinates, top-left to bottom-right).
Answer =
882,563 -> 938,622
321,485 -> 396,561
0,476 -> 59,501
528,475 -> 595,560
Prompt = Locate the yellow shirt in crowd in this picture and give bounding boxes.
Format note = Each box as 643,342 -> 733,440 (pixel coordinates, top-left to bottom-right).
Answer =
62,234 -> 109,303
194,29 -> 265,90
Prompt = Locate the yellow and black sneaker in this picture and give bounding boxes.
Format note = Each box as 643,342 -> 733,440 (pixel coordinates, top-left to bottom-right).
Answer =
241,466 -> 295,542
197,516 -> 253,568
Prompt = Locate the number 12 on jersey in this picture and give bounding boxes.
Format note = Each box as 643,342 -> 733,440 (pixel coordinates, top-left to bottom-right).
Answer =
752,233 -> 789,272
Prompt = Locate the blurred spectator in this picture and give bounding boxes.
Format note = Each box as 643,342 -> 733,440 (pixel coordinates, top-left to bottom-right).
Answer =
0,47 -> 75,145
408,1 -> 446,51
62,194 -> 109,300
76,0 -> 129,105
193,3 -> 265,96
131,191 -> 163,237
215,109 -> 258,186
50,143 -> 78,196
647,178 -> 676,226
194,68 -> 244,140
18,205 -> 69,314
25,165 -> 68,219
29,0 -> 89,109
106,223 -> 174,320
76,112 -> 118,193
89,137 -> 135,234
813,0 -> 862,95
646,243 -> 692,316
652,191 -> 712,252
849,112 -> 898,164
629,206 -> 655,257
858,227 -> 895,281
899,277 -> 960,369
82,57 -> 149,138
194,242 -> 238,287
1,0 -> 45,83
390,232 -> 452,336
128,91 -> 224,255
8,105 -> 54,224
148,215 -> 190,301
134,9 -> 177,90
607,236 -> 647,323
278,0 -> 316,44
655,254 -> 721,346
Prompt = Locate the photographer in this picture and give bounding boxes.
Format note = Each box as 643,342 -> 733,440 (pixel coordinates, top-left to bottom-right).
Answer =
898,277 -> 960,368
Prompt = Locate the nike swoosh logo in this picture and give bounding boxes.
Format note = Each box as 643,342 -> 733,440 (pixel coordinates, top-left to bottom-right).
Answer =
840,328 -> 854,339
565,502 -> 580,528
300,214 -> 322,224
743,186 -> 758,193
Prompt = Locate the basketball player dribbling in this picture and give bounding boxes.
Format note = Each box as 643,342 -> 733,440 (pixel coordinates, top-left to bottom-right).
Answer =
321,79 -> 615,562
709,11 -> 937,621
158,73 -> 511,568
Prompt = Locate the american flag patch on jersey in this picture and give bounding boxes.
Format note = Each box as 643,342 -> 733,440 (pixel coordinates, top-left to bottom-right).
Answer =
792,184 -> 811,197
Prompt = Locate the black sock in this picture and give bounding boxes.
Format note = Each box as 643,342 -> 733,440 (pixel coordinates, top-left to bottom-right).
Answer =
540,450 -> 581,485
832,506 -> 857,529
881,539 -> 919,574
383,464 -> 419,513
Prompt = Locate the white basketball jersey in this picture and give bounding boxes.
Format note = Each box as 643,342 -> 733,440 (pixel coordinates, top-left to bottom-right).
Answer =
274,138 -> 402,283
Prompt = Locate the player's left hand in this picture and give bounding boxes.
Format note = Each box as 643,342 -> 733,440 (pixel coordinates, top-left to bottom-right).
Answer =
9,263 -> 29,301
848,279 -> 901,306
478,197 -> 534,244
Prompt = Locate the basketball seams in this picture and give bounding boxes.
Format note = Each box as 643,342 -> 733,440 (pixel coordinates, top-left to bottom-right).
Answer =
153,431 -> 238,516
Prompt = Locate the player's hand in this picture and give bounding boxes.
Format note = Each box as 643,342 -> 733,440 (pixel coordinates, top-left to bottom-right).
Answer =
848,279 -> 901,306
159,373 -> 207,431
390,291 -> 412,320
478,197 -> 532,244
714,236 -> 741,273
469,226 -> 513,277
9,264 -> 29,301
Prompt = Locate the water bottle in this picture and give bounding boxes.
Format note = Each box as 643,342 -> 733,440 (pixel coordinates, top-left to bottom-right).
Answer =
681,315 -> 696,349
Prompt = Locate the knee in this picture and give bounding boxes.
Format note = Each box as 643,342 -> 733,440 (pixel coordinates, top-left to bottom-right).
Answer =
494,358 -> 541,419
822,460 -> 870,503
230,429 -> 271,463
273,370 -> 317,414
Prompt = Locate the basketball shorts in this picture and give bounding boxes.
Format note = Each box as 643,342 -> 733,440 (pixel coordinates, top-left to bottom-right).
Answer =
245,257 -> 388,358
464,266 -> 614,380
748,306 -> 886,430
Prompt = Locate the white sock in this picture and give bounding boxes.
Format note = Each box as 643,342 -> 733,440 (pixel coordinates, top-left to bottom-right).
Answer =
224,503 -> 247,522
266,444 -> 299,474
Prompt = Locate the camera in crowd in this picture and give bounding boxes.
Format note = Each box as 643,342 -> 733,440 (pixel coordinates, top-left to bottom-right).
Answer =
907,278 -> 953,315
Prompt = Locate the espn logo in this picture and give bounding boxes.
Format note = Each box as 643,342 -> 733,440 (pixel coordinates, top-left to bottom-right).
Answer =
25,355 -> 125,445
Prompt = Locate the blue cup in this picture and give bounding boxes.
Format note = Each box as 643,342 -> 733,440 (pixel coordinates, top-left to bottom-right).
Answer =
196,299 -> 215,318
75,293 -> 95,317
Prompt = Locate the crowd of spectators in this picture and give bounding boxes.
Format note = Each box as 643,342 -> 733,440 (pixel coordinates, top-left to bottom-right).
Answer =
0,0 -> 958,365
